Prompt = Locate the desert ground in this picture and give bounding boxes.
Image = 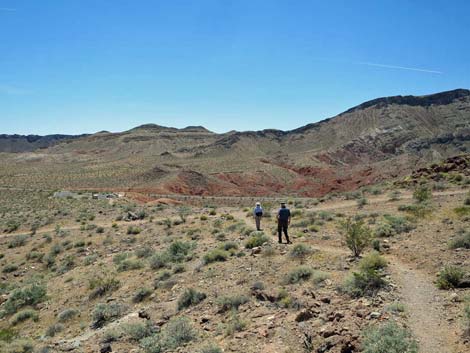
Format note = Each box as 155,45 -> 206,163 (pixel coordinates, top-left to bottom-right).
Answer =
0,178 -> 469,353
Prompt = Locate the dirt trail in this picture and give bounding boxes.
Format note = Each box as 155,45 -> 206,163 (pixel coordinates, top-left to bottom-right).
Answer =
387,259 -> 457,353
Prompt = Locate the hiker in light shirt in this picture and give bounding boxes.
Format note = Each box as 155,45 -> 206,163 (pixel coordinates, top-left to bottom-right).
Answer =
253,202 -> 263,231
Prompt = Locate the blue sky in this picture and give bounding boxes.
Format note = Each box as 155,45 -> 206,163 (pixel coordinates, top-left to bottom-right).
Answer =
1,0 -> 469,135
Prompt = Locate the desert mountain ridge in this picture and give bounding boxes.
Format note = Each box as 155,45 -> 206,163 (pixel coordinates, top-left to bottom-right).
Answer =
1,88 -> 469,197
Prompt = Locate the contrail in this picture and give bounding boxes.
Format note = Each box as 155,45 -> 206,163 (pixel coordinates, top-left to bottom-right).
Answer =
356,61 -> 443,74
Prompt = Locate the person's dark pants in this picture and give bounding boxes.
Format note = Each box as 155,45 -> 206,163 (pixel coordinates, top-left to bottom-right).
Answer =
278,221 -> 290,243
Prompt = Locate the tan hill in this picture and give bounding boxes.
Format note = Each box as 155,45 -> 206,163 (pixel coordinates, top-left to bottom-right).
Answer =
0,88 -> 469,196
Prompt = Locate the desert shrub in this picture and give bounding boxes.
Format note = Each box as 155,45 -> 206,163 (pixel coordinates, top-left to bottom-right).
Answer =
127,226 -> 142,235
57,308 -> 79,322
3,264 -> 18,273
8,234 -> 29,248
251,281 -> 265,290
216,294 -> 249,312
289,243 -> 312,258
449,230 -> 470,249
374,222 -> 395,238
10,309 -> 39,325
92,302 -> 127,329
454,206 -> 470,217
203,249 -> 228,264
177,288 -> 207,310
116,258 -> 143,272
342,269 -> 386,297
83,254 -> 98,266
0,328 -> 16,342
173,264 -> 185,273
357,197 -> 368,209
385,302 -> 406,313
464,302 -> 470,338
58,254 -> 76,274
5,219 -> 20,233
345,191 -> 362,200
312,270 -> 330,285
122,321 -> 155,341
219,241 -> 238,251
88,276 -> 120,299
26,251 -> 44,262
156,270 -> 172,282
200,215 -> 208,221
200,345 -> 222,353
167,241 -> 192,262
413,185 -> 432,203
398,203 -> 432,218
359,251 -> 388,271
361,322 -> 418,353
383,215 -> 414,234
388,190 -> 401,201
148,252 -> 172,270
113,252 -> 130,264
225,312 -> 246,336
140,316 -> 197,352
45,323 -> 64,337
0,338 -> 34,353
3,283 -> 47,315
133,287 -> 153,303
340,218 -> 372,257
284,266 -> 313,284
245,232 -> 270,249
436,265 -> 464,289
135,247 -> 154,258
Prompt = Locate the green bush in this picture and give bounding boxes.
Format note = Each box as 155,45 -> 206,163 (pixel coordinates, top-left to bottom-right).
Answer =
177,288 -> 207,310
88,276 -> 120,299
45,323 -> 64,337
57,308 -> 79,322
311,270 -> 330,285
3,283 -> 47,315
203,249 -> 228,264
362,322 -> 418,353
245,232 -> 270,249
219,241 -> 238,251
135,247 -> 154,258
133,287 -> 153,303
140,316 -> 197,353
340,218 -> 372,257
374,222 -> 395,237
200,345 -> 222,353
8,235 -> 29,249
2,264 -> 18,273
0,338 -> 34,353
359,251 -> 388,271
224,312 -> 246,336
436,265 -> 464,289
216,294 -> 249,312
454,206 -> 470,217
464,303 -> 470,338
413,185 -> 432,203
121,321 -> 155,341
284,266 -> 313,284
127,226 -> 142,235
383,215 -> 415,234
116,259 -> 143,272
449,231 -> 470,249
167,241 -> 192,262
10,309 -> 39,325
342,269 -> 386,297
289,243 -> 312,260
149,252 -> 172,270
92,302 -> 127,329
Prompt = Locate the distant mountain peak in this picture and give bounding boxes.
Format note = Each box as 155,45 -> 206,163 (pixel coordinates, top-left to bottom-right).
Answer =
343,88 -> 470,114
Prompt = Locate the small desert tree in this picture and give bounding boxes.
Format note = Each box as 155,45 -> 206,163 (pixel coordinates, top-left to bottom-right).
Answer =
178,206 -> 191,223
413,184 -> 431,203
341,218 -> 372,257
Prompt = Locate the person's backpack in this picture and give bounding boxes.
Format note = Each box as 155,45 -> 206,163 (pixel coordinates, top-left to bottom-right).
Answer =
255,210 -> 263,217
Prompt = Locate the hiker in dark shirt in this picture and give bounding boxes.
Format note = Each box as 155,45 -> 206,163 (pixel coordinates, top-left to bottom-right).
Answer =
277,202 -> 292,244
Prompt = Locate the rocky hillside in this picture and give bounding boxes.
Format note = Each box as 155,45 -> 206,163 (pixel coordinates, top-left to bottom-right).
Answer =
0,134 -> 87,153
0,89 -> 469,196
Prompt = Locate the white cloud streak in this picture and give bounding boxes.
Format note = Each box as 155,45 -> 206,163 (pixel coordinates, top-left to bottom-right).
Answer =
356,61 -> 443,74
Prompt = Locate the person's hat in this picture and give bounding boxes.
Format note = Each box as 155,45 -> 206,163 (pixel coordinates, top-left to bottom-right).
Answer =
256,202 -> 261,206
280,201 -> 286,205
